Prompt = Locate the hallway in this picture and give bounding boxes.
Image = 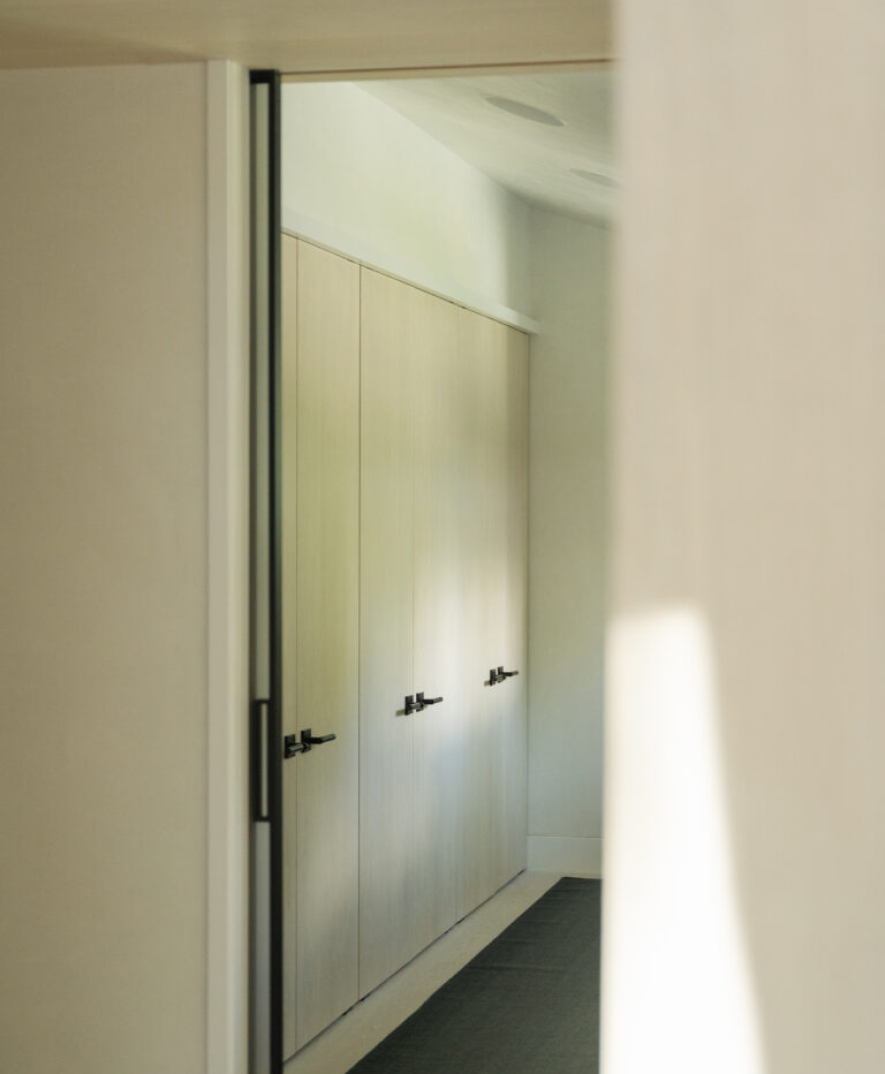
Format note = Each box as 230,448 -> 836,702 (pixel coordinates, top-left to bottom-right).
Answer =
285,872 -> 599,1074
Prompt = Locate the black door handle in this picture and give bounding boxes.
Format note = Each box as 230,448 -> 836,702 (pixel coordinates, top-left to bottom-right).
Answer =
303,729 -> 336,746
489,666 -> 519,686
405,693 -> 443,714
416,692 -> 443,710
284,727 -> 337,758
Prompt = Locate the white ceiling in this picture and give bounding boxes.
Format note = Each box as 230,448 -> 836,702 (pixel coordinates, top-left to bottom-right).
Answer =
358,70 -> 617,223
0,0 -> 612,71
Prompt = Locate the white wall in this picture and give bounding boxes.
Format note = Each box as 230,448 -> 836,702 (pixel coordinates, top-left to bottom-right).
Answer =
206,61 -> 251,1074
605,3 -> 885,1073
527,211 -> 609,876
281,82 -> 533,321
0,62 -> 249,1074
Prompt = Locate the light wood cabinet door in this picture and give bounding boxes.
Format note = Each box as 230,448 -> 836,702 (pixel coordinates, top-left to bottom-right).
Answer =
411,286 -> 461,949
359,268 -> 418,996
281,238 -> 360,1056
454,312 -> 529,917
455,309 -> 511,918
359,270 -> 463,995
500,326 -> 529,881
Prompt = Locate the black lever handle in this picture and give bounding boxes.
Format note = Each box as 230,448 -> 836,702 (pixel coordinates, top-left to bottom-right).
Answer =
501,668 -> 519,679
302,729 -> 336,745
416,692 -> 443,710
285,727 -> 337,758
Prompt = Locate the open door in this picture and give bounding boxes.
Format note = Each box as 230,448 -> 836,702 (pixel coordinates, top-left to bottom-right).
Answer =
251,73 -> 363,1074
249,68 -> 282,1074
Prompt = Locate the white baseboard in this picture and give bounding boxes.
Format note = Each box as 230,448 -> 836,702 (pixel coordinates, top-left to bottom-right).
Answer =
527,836 -> 603,878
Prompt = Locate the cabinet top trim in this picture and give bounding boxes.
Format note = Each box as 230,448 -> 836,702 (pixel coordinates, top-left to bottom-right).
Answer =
281,210 -> 540,336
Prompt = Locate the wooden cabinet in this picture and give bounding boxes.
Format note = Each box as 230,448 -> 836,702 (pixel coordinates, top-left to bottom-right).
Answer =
280,240 -> 528,1046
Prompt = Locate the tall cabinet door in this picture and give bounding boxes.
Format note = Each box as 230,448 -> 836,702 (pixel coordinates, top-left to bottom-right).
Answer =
500,326 -> 529,881
281,237 -> 360,1056
456,309 -> 509,917
359,268 -> 418,996
411,286 -> 461,949
455,310 -> 529,918
359,270 -> 461,995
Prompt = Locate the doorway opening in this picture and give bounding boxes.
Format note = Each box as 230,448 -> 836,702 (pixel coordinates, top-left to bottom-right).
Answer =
251,64 -> 615,1074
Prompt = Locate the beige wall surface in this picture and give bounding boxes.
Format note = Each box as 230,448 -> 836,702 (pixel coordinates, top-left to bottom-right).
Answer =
0,64 -> 209,1074
527,211 -> 609,876
0,0 -> 612,72
605,3 -> 885,1073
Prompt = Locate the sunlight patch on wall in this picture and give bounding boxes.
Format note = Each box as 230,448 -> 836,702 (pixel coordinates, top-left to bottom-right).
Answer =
603,607 -> 765,1074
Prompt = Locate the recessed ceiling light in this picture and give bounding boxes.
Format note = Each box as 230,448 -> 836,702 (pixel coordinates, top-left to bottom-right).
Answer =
571,168 -> 617,188
485,96 -> 565,127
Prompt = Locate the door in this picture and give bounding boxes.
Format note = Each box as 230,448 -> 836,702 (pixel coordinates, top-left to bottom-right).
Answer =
411,285 -> 462,951
359,268 -> 461,994
281,237 -> 360,1055
358,267 -> 417,996
456,308 -> 509,916
456,310 -> 529,916
500,326 -> 529,881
